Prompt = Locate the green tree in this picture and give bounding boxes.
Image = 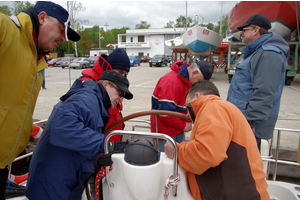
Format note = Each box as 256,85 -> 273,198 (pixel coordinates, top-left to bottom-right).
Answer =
175,15 -> 193,28
135,21 -> 151,29
66,1 -> 88,57
206,23 -> 215,31
214,14 -> 228,38
164,21 -> 175,28
12,1 -> 34,15
0,5 -> 12,15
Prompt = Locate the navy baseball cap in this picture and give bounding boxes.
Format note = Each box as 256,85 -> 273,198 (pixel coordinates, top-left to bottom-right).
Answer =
237,14 -> 271,31
100,71 -> 133,100
196,60 -> 212,80
34,1 -> 81,42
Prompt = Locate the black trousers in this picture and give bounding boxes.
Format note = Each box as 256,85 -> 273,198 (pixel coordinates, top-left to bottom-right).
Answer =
255,137 -> 261,152
0,168 -> 8,200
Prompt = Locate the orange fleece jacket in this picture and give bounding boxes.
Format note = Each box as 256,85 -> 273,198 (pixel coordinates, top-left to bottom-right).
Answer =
177,95 -> 270,200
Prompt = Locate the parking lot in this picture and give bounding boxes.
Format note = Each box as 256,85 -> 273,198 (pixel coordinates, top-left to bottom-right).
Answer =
34,62 -> 300,150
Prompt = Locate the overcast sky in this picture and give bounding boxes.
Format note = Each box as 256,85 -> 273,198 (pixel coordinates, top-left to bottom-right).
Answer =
0,1 -> 240,30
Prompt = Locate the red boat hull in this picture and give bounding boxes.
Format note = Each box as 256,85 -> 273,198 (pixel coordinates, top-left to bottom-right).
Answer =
228,1 -> 300,35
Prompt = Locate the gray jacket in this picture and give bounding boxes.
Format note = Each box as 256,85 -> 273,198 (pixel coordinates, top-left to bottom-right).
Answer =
227,32 -> 290,139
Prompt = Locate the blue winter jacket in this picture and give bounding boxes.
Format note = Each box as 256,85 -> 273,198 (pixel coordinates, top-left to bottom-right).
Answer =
26,78 -> 111,200
227,32 -> 289,139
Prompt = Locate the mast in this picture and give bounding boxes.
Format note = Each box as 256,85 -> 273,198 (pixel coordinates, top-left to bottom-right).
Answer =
185,1 -> 187,30
220,1 -> 223,37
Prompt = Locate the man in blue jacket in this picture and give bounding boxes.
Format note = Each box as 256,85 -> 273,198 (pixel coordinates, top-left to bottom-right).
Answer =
26,71 -> 133,200
227,14 -> 290,151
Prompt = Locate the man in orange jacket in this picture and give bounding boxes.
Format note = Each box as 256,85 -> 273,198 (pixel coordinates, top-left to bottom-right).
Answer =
165,80 -> 270,200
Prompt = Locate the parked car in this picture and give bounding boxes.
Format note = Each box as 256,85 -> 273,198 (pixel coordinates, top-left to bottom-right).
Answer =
70,57 -> 90,69
129,55 -> 141,66
61,57 -> 75,69
140,56 -> 151,62
166,55 -> 172,64
88,56 -> 98,67
149,55 -> 168,67
47,58 -> 62,66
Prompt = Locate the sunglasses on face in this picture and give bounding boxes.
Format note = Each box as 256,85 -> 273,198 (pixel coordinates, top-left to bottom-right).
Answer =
186,103 -> 196,122
109,82 -> 125,97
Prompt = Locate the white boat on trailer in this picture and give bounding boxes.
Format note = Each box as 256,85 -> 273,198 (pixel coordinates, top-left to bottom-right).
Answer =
181,25 -> 223,53
6,112 -> 300,200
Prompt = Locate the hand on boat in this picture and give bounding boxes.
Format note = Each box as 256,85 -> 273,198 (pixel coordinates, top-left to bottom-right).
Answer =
165,141 -> 176,159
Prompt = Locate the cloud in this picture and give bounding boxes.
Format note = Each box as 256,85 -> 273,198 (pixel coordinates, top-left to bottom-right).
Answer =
1,1 -> 239,29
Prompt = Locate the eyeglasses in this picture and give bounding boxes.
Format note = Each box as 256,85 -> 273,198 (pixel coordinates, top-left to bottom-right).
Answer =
64,15 -> 70,41
109,82 -> 125,97
242,27 -> 254,32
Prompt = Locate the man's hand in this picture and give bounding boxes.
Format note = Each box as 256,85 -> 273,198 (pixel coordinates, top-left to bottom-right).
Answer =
164,141 -> 176,159
183,122 -> 192,132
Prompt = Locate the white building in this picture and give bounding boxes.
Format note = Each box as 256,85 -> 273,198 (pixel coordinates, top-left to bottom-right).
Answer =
117,28 -> 186,57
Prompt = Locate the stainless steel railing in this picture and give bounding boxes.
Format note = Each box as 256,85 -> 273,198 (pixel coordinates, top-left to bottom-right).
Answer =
262,128 -> 300,181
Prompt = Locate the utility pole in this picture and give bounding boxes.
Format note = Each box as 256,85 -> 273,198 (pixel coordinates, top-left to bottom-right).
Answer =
220,1 -> 223,37
104,22 -> 109,32
99,25 -> 101,49
185,1 -> 187,30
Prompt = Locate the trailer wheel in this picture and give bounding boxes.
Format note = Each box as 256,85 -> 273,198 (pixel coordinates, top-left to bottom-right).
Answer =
285,77 -> 292,85
228,75 -> 233,83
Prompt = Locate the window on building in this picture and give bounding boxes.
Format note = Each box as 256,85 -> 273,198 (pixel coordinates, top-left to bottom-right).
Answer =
122,35 -> 126,42
130,37 -> 133,42
138,36 -> 144,42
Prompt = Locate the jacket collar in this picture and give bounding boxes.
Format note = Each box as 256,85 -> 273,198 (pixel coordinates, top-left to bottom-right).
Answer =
244,33 -> 272,58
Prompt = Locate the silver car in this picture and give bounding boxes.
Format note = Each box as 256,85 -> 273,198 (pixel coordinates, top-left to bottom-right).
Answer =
61,57 -> 75,69
70,57 -> 90,69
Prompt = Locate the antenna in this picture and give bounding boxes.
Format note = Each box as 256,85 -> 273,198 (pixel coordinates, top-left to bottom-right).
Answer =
104,22 -> 109,32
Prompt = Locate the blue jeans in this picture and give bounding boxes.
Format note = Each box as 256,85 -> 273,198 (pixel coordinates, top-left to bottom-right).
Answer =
88,176 -> 95,200
41,69 -> 46,89
159,132 -> 185,152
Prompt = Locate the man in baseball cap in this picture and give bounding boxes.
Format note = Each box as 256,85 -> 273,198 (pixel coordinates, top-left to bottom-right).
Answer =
34,1 -> 80,42
26,71 -> 133,199
0,1 -> 81,197
151,60 -> 212,152
227,13 -> 290,151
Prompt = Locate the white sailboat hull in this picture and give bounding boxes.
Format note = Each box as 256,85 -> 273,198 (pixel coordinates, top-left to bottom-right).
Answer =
182,25 -> 222,52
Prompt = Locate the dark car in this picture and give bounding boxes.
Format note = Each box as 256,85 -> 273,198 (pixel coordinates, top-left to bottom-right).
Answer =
61,57 -> 75,69
149,55 -> 168,67
88,56 -> 98,67
129,55 -> 141,66
47,58 -> 62,66
140,56 -> 151,62
166,55 -> 172,64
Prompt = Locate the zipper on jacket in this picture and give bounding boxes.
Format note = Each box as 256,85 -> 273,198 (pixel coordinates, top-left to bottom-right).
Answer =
7,30 -> 38,166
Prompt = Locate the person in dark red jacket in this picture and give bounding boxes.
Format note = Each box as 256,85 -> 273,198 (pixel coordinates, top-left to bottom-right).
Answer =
81,48 -> 130,142
151,60 -> 212,151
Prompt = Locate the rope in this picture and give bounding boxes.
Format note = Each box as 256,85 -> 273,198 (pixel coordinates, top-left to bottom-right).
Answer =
5,181 -> 26,199
163,174 -> 180,200
93,153 -> 113,200
95,166 -> 112,200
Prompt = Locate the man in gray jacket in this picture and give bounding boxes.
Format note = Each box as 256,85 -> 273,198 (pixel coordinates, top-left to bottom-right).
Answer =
227,14 -> 290,151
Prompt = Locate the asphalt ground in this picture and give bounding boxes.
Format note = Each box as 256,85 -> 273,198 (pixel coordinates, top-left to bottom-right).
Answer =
35,62 -> 300,150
